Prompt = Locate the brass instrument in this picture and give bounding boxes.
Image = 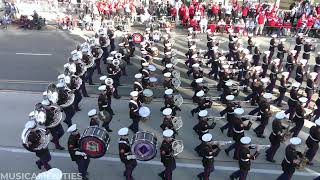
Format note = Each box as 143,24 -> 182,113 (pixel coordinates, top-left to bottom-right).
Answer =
98,110 -> 112,122
21,126 -> 52,151
171,57 -> 179,66
242,115 -> 261,120
172,139 -> 184,156
281,121 -> 294,142
250,144 -> 271,150
206,96 -> 220,101
46,83 -> 59,104
297,146 -> 309,170
211,140 -> 233,146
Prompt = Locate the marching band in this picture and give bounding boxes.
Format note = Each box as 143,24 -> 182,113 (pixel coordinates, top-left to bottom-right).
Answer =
20,23 -> 320,180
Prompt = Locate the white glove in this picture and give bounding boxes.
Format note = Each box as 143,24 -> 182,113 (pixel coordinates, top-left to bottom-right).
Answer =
75,151 -> 87,157
127,155 -> 136,160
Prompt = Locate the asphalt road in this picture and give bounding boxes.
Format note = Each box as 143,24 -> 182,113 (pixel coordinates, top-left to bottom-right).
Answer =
0,91 -> 319,180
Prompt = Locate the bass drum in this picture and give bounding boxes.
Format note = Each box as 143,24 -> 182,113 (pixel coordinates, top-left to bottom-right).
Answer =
143,89 -> 153,104
149,77 -> 158,87
79,126 -> 110,158
131,131 -> 157,161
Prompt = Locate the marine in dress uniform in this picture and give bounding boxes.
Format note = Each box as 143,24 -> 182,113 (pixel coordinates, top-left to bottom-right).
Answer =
22,121 -> 52,170
160,89 -> 181,116
159,129 -> 176,180
295,59 -> 307,84
133,73 -> 144,102
284,82 -> 300,120
252,45 -> 261,66
163,72 -> 174,90
190,91 -> 211,116
294,33 -> 304,60
302,39 -> 313,61
118,127 -> 138,180
230,137 -> 260,180
88,109 -> 99,127
197,133 -> 221,180
261,51 -> 270,78
305,73 -> 317,107
276,137 -> 303,180
160,108 -> 177,136
276,38 -> 287,66
206,47 -> 221,80
67,124 -> 90,180
253,94 -> 272,138
268,34 -> 277,60
266,112 -> 287,162
220,95 -> 237,136
285,50 -> 296,80
305,119 -> 320,165
273,72 -> 289,107
193,110 -> 216,140
128,91 -> 142,133
289,98 -> 307,137
56,81 -> 75,127
266,59 -> 280,93
314,52 -> 320,73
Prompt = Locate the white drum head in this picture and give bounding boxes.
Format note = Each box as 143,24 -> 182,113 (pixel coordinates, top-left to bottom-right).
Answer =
143,89 -> 153,97
139,107 -> 151,117
149,77 -> 158,82
148,65 -> 157,72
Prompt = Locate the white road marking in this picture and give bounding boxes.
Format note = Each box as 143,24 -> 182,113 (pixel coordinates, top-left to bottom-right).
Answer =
0,146 -> 319,177
15,53 -> 52,56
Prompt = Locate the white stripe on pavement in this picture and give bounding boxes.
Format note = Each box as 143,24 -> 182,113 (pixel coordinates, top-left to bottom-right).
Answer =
0,146 -> 319,177
15,53 -> 52,56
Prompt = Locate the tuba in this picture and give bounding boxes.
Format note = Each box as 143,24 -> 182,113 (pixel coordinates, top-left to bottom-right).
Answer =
172,139 -> 184,156
173,94 -> 183,107
74,62 -> 87,77
68,75 -> 82,91
82,53 -> 95,69
172,116 -> 183,130
46,83 -> 59,104
172,78 -> 181,89
21,126 -> 51,151
112,59 -> 121,67
57,84 -> 75,108
34,103 -> 63,128
114,53 -> 123,60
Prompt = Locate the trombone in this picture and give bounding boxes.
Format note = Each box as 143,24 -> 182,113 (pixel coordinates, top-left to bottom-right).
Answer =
249,144 -> 271,150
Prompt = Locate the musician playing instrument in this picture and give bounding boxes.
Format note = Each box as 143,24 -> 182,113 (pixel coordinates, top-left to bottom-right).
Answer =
190,91 -> 212,116
193,110 -> 216,140
72,50 -> 89,98
276,137 -> 303,180
128,91 -> 142,133
220,95 -> 237,136
305,119 -> 320,165
294,33 -> 304,59
261,51 -> 270,78
163,72 -> 174,90
305,73 -> 317,107
268,34 -> 277,60
252,44 -> 261,66
285,50 -> 296,80
247,34 -> 254,53
206,46 -> 221,80
253,94 -> 272,138
162,63 -> 175,74
314,52 -> 320,73
192,78 -> 209,103
245,78 -> 263,106
107,60 -> 122,91
98,85 -> 114,132
295,59 -> 307,84
88,109 -> 99,127
160,89 -> 181,116
284,82 -> 300,120
225,108 -> 251,160
159,129 -> 176,180
67,124 -> 90,180
197,133 -> 221,180
118,127 -> 137,180
160,108 -> 177,136
56,81 -> 75,127
66,74 -> 82,112
303,39 -> 313,61
266,59 -> 280,93
289,98 -> 307,137
133,73 -> 144,102
229,137 -> 261,180
266,112 -> 287,163
98,28 -> 109,64
273,72 -> 289,107
22,121 -> 52,170
276,38 -> 287,65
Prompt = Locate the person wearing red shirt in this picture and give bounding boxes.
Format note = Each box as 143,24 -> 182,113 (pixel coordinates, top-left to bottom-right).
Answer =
296,14 -> 307,34
179,4 -> 186,21
242,5 -> 249,20
211,2 -> 219,21
267,13 -> 277,36
305,15 -> 315,35
189,17 -> 198,30
189,4 -> 195,19
171,7 -> 177,22
255,12 -> 266,36
283,20 -> 292,36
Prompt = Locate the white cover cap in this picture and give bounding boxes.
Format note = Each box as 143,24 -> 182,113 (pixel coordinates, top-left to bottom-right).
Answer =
56,82 -> 65,88
142,62 -> 149,67
163,108 -> 173,116
135,73 -> 143,79
263,93 -> 272,99
318,52 -> 320,55
130,91 -> 139,97
272,58 -> 280,64
202,133 -> 213,142
290,137 -> 302,145
118,127 -> 129,136
315,119 -> 320,126
310,72 -> 318,80
225,81 -> 233,87
264,51 -> 270,55
305,39 -> 311,43
99,76 -> 107,81
240,136 -> 251,144
243,49 -> 250,55
36,168 -> 63,180
190,45 -> 196,49
110,51 -> 117,55
165,89 -> 173,95
163,129 -> 174,137
290,50 -> 297,55
165,43 -> 172,47
192,63 -> 200,68
57,74 -> 65,79
280,38 -> 286,42
271,34 -> 277,38
98,85 -> 107,91
67,124 -> 77,133
196,90 -> 205,97
234,108 -> 244,115
166,64 -> 173,68
297,33 -> 304,37
198,110 -> 208,117
261,77 -> 269,84
226,95 -> 235,101
275,111 -> 286,120
195,78 -> 203,84
299,97 -> 308,103
25,121 -> 36,129
211,46 -> 218,51
282,72 -> 289,77
292,82 -> 301,88
88,109 -> 97,117
254,66 -> 262,71
29,111 -> 35,117
107,57 -> 114,61
299,59 -> 307,66
219,56 -> 226,61
41,99 -> 50,106
164,72 -> 172,77
222,64 -> 229,69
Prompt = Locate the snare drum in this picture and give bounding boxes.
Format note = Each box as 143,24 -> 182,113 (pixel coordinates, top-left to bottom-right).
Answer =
143,89 -> 153,104
79,126 -> 110,158
148,64 -> 157,72
131,131 -> 157,161
149,77 -> 158,87
139,106 -> 150,121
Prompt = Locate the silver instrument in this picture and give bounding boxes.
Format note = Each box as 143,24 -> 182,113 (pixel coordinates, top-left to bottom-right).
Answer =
242,115 -> 261,120
75,62 -> 87,77
67,75 -> 82,91
250,144 -> 271,150
206,96 -> 220,101
173,94 -> 183,107
172,116 -> 183,130
21,127 -> 51,151
115,53 -> 123,60
172,78 -> 181,89
35,104 -> 63,128
172,70 -> 180,79
46,83 -> 59,104
171,57 -> 178,66
172,139 -> 184,156
211,140 -> 233,146
58,87 -> 75,108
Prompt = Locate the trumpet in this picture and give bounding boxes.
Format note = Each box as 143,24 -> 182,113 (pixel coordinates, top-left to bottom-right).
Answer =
203,83 -> 218,87
206,96 -> 220,101
207,116 -> 226,121
249,144 -> 271,150
242,115 -> 261,120
211,140 -> 233,146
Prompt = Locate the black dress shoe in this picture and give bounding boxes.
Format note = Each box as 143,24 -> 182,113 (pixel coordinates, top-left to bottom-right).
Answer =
257,135 -> 266,138
36,161 -> 42,169
220,127 -> 224,133
107,129 -> 113,132
114,95 -> 121,99
225,149 -> 229,156
158,173 -> 164,179
197,174 -> 203,180
84,95 -> 90,97
56,146 -> 65,150
266,158 -> 276,163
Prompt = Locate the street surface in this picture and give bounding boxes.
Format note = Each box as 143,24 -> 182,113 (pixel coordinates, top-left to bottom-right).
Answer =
0,27 -> 319,180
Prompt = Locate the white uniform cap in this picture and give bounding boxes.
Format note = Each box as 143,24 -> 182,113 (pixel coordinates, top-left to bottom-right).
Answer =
164,72 -> 172,77
163,108 -> 173,116
202,133 -> 212,142
98,85 -> 107,91
272,58 -> 280,64
315,119 -> 320,126
165,43 -> 172,47
135,73 -> 143,79
299,97 -> 308,103
261,77 -> 269,84
191,54 -> 198,59
41,99 -> 50,106
240,136 -> 251,144
289,137 -> 302,145
43,91 -> 47,96
118,43 -> 125,47
226,95 -> 235,101
118,127 -> 129,136
142,62 -> 149,67
234,108 -> 244,115
130,91 -> 139,97
88,109 -> 97,117
196,90 -> 205,97
211,46 -> 218,51
238,47 -> 244,52
141,51 -> 148,55
248,33 -> 253,37
99,76 -> 107,81
56,82 -> 65,88
190,45 -> 196,49
232,37 -> 238,41
292,82 -> 301,88
29,111 -> 35,117
187,36 -> 192,39
264,51 -> 270,55
310,72 -> 318,80
166,64 -> 173,68
305,39 -> 311,43
219,56 -> 226,61
280,38 -> 286,42
318,52 -> 320,55
163,129 -> 174,137
282,72 -> 289,77
243,49 -> 250,55
290,50 -> 297,55
195,78 -> 203,84
245,54 -> 253,60
25,121 -> 36,129
198,110 -> 208,117
188,27 -> 193,31
263,93 -> 272,99
165,89 -> 173,95
275,111 -> 286,120
64,76 -> 71,84
146,28 -> 151,31
67,124 -> 77,133
222,64 -> 229,69
110,51 -> 117,55
36,168 -> 63,180
57,74 -> 65,79
271,34 -> 277,38
298,33 -> 304,37
225,81 -> 233,87
165,52 -> 172,56
299,59 -> 307,66
192,63 -> 200,68
254,66 -> 262,72
107,57 -> 114,61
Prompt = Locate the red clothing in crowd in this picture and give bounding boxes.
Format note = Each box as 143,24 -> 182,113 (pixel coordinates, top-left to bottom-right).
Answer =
208,23 -> 216,32
307,16 -> 315,27
275,17 -> 282,28
189,18 -> 197,28
242,6 -> 249,17
170,7 -> 177,17
257,13 -> 265,25
211,4 -> 219,14
189,5 -> 195,17
283,21 -> 292,29
316,6 -> 320,15
267,15 -> 277,27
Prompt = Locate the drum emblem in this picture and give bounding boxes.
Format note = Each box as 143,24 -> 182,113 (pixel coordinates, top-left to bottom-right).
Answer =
86,141 -> 100,152
132,33 -> 144,45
